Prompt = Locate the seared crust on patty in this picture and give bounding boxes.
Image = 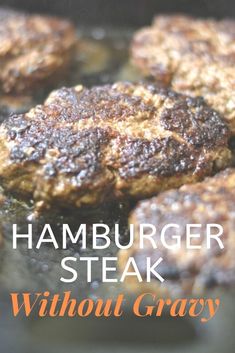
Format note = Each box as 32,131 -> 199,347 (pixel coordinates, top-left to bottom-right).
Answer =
0,82 -> 231,208
119,168 -> 235,295
0,7 -> 76,94
131,14 -> 235,133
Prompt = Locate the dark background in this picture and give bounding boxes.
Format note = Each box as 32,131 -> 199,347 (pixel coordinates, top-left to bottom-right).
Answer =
0,0 -> 234,26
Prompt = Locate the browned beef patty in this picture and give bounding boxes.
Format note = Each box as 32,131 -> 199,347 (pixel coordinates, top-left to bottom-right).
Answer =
131,14 -> 235,133
119,168 -> 235,295
0,82 -> 231,208
0,7 -> 76,94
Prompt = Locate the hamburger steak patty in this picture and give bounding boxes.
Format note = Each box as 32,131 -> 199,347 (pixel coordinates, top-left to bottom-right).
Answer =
131,14 -> 235,133
119,168 -> 235,295
0,7 -> 76,94
0,82 -> 231,208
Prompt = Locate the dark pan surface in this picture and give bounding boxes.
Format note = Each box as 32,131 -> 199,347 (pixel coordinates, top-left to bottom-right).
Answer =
0,0 -> 235,25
